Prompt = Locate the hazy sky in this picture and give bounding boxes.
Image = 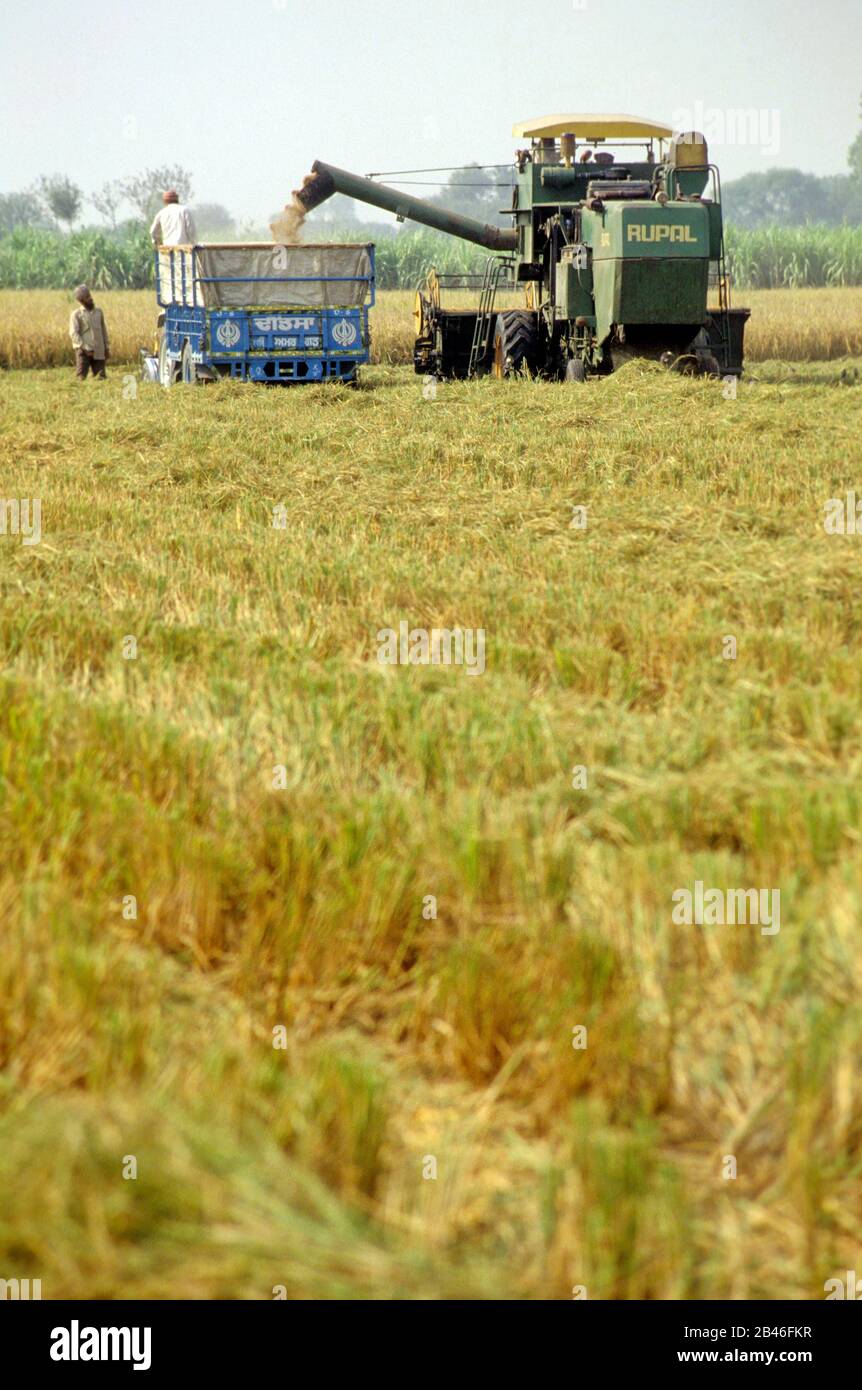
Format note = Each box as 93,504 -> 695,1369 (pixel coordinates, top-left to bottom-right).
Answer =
3,0 -> 860,226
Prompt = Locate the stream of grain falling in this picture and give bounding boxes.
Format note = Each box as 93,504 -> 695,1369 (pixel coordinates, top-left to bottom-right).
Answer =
269,190 -> 308,243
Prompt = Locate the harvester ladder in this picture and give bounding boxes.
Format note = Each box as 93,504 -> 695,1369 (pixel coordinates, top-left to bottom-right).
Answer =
468,258 -> 509,378
703,164 -> 732,371
714,233 -> 731,369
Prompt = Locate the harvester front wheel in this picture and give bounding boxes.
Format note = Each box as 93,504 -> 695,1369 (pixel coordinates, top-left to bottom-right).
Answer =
492,311 -> 538,379
697,351 -> 722,378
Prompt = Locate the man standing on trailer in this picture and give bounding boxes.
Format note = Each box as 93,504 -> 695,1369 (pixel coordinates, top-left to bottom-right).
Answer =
150,189 -> 197,246
69,284 -> 109,379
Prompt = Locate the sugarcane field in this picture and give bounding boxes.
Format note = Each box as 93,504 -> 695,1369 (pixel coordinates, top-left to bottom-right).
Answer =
1,0 -> 862,1360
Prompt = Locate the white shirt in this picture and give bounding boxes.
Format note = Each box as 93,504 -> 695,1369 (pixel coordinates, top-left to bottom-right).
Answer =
150,204 -> 198,246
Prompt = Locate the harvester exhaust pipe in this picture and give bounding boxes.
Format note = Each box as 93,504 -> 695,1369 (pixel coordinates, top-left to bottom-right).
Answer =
294,160 -> 518,254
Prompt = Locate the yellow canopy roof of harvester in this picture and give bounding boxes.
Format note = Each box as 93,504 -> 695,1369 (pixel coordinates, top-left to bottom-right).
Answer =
512,114 -> 673,141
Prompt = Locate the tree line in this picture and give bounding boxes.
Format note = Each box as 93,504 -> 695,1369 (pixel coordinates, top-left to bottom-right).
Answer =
3,95 -> 861,243
0,166 -> 240,240
0,98 -> 860,292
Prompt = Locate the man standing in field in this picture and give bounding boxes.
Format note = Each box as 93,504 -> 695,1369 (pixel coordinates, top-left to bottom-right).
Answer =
69,284 -> 109,379
149,189 -> 197,246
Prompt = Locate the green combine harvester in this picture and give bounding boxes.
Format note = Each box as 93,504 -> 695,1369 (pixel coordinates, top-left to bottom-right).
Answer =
295,113 -> 749,382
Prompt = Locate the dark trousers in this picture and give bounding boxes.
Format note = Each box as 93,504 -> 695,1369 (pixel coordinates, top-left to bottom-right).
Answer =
75,351 -> 106,379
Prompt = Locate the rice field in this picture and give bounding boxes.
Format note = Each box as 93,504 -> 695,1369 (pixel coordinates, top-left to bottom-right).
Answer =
0,288 -> 415,371
737,288 -> 862,363
0,337 -> 860,1298
3,285 -> 862,372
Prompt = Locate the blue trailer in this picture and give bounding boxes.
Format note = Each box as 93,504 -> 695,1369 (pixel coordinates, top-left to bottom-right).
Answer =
145,241 -> 375,386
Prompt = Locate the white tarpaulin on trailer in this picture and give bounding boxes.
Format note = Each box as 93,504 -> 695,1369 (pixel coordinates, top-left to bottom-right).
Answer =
162,244 -> 373,308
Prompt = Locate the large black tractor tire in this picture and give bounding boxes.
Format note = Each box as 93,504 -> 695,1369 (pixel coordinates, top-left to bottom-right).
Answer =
492,310 -> 538,379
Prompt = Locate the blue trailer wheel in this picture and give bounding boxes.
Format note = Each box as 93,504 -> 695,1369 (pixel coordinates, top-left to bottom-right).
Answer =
158,333 -> 175,390
140,353 -> 160,384
181,341 -> 198,385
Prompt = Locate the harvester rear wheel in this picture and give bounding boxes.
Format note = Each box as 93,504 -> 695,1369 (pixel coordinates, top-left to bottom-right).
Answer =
492,311 -> 538,379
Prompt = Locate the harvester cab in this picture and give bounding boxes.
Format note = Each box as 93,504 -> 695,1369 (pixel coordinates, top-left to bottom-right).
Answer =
295,113 -> 749,382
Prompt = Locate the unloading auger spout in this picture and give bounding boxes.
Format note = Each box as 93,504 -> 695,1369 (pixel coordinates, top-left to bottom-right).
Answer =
294,161 -> 518,253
